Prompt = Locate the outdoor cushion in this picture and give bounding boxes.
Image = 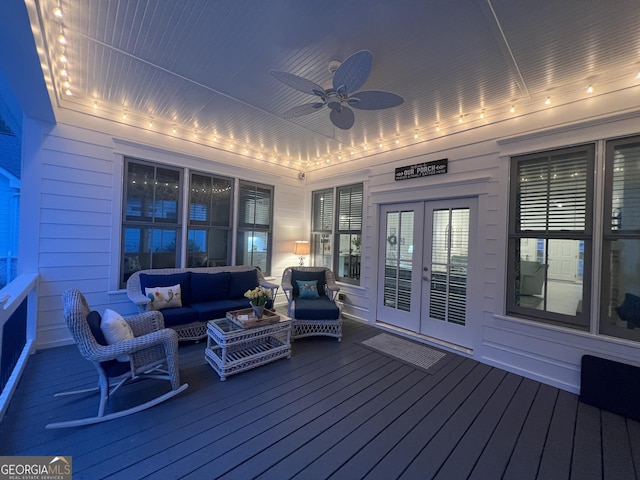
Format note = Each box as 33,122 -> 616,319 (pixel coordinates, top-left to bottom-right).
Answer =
145,284 -> 182,311
191,298 -> 252,322
291,270 -> 326,297
297,280 -> 320,299
87,310 -> 107,345
101,308 -> 134,362
294,296 -> 340,320
140,272 -> 192,305
228,269 -> 259,298
191,272 -> 231,303
158,306 -> 199,327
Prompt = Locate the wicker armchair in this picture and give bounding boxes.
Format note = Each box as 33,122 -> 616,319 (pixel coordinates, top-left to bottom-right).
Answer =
281,266 -> 342,341
46,289 -> 188,428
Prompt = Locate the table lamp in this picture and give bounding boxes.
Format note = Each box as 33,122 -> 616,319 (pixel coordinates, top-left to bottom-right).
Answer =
293,240 -> 310,266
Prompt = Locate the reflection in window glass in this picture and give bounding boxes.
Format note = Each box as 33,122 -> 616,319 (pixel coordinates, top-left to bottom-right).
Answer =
600,138 -> 640,342
383,210 -> 413,312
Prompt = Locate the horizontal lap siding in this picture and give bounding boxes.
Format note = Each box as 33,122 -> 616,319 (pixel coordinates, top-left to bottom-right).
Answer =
35,127 -> 117,347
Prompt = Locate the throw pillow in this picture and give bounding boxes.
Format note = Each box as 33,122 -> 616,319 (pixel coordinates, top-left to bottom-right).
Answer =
100,309 -> 134,362
291,269 -> 326,297
87,310 -> 107,346
145,284 -> 182,311
296,280 -> 320,299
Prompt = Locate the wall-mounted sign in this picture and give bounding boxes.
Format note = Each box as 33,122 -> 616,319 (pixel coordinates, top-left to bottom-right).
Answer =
395,158 -> 448,181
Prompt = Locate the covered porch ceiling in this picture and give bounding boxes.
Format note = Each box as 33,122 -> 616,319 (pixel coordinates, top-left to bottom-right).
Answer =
19,0 -> 640,172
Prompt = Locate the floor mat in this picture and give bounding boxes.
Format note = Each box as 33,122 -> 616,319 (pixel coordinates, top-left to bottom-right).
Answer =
360,333 -> 448,373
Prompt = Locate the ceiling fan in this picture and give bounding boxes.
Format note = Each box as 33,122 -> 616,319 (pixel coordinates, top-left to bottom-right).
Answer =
271,50 -> 404,130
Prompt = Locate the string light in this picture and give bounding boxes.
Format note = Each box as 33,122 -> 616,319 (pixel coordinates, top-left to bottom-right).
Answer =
586,85 -> 594,94
545,97 -> 551,105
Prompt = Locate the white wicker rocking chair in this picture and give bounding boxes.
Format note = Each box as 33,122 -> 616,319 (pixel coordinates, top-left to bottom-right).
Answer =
46,289 -> 188,429
281,266 -> 342,341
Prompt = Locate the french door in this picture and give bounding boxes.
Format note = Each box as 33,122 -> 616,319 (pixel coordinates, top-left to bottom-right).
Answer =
377,198 -> 476,348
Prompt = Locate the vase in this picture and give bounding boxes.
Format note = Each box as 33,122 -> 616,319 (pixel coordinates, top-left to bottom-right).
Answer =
251,304 -> 264,319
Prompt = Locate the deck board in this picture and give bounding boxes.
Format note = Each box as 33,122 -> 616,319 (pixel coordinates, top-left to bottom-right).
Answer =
1,318 -> 639,479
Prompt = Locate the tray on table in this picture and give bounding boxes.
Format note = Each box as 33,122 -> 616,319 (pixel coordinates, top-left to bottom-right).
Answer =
226,308 -> 280,329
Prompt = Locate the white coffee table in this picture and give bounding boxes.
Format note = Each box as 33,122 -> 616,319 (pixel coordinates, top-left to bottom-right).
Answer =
205,316 -> 292,381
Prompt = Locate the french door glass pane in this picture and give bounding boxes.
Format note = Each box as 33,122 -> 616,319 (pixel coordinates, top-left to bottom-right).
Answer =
383,211 -> 413,312
429,208 -> 468,325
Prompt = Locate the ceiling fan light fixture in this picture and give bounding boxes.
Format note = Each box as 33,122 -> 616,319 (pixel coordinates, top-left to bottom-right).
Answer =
271,50 -> 403,130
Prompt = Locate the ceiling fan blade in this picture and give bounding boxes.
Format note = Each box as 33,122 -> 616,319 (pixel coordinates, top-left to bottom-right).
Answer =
332,50 -> 372,95
329,105 -> 355,130
348,90 -> 404,110
281,102 -> 325,118
270,70 -> 325,97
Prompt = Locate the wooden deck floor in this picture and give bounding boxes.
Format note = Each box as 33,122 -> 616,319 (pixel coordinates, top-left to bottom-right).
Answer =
1,318 -> 639,479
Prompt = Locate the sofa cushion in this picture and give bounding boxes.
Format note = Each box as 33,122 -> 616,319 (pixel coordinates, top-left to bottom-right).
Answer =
140,272 -> 191,305
294,296 -> 339,320
291,270 -> 326,297
228,269 -> 259,298
157,306 -> 200,327
145,284 -> 183,311
192,298 -> 252,322
191,272 -> 231,303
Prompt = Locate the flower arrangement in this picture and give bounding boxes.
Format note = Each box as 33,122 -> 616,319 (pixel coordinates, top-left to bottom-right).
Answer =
244,286 -> 272,307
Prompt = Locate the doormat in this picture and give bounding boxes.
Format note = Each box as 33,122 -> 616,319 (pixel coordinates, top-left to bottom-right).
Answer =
361,333 -> 447,373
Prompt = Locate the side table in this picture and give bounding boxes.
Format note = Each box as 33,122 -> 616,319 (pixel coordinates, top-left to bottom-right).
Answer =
205,316 -> 292,381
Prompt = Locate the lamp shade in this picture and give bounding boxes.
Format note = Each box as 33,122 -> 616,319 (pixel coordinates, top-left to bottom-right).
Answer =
293,240 -> 310,255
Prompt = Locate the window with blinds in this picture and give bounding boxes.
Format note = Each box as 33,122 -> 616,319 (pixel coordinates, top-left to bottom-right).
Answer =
336,183 -> 363,283
236,180 -> 273,274
311,189 -> 334,268
600,136 -> 640,342
187,172 -> 233,267
121,159 -> 183,287
507,144 -> 594,329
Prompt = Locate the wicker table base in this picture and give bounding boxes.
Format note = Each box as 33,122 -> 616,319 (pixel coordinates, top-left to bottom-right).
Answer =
205,316 -> 292,381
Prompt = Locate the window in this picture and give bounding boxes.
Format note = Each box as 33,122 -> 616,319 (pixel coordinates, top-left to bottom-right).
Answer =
600,136 -> 640,342
121,159 -> 182,286
187,172 -> 232,267
311,189 -> 333,268
236,180 -> 273,275
335,183 -> 363,283
507,144 -> 594,329
310,183 -> 363,284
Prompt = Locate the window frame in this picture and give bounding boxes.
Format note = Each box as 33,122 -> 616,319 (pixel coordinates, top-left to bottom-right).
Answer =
120,157 -> 183,288
187,171 -> 234,268
506,144 -> 595,328
235,179 -> 274,275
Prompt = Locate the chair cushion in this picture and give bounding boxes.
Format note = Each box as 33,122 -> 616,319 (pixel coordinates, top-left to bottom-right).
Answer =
191,272 -> 231,303
140,272 -> 192,305
291,270 -> 326,296
294,296 -> 340,320
145,284 -> 183,310
228,269 -> 259,298
87,310 -> 108,346
296,280 -> 320,299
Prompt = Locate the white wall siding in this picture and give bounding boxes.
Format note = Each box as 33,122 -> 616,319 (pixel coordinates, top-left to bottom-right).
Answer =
27,117 -> 303,348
